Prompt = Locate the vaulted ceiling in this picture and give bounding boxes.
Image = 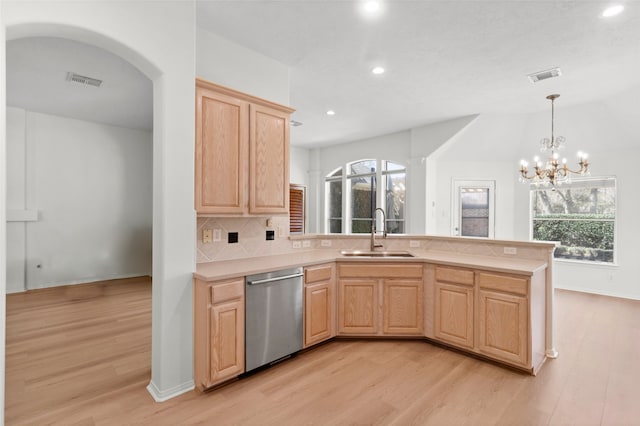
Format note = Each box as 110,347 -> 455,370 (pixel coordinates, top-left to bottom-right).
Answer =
6,2 -> 640,148
196,1 -> 640,147
6,37 -> 152,131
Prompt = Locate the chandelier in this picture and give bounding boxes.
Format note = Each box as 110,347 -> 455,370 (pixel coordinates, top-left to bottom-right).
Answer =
519,94 -> 589,186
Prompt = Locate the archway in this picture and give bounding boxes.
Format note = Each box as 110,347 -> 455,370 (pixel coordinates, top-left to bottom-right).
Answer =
2,6 -> 197,411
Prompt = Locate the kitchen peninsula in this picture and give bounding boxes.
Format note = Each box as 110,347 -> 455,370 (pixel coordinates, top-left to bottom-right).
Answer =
194,235 -> 556,392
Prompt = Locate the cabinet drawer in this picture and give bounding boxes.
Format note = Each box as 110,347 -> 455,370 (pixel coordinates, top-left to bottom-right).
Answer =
305,264 -> 334,284
435,266 -> 474,286
478,272 -> 528,296
211,278 -> 244,303
339,263 -> 423,279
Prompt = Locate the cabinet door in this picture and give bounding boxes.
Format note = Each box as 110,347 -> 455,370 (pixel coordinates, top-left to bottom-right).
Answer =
249,103 -> 290,214
339,279 -> 378,335
434,282 -> 474,348
383,279 -> 423,335
209,299 -> 245,385
305,282 -> 333,347
478,289 -> 528,366
195,87 -> 248,214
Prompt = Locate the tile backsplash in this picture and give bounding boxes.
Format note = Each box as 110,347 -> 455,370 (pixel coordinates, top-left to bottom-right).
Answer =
196,216 -> 292,263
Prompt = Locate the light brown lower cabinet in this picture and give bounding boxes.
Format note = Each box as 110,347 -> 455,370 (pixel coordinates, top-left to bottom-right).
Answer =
478,289 -> 528,366
383,279 -> 424,335
304,263 -> 336,347
339,279 -> 379,334
434,281 -> 474,348
431,266 -> 546,373
194,277 -> 245,391
192,260 -> 547,392
338,263 -> 424,336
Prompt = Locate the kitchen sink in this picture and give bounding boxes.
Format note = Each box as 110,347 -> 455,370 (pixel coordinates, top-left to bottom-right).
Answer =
339,250 -> 415,258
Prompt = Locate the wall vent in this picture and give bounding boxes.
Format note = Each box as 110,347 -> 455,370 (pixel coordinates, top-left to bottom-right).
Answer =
66,72 -> 103,87
527,67 -> 562,83
290,120 -> 303,127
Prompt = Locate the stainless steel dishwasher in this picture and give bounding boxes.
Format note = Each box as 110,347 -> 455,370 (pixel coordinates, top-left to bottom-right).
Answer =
245,267 -> 304,372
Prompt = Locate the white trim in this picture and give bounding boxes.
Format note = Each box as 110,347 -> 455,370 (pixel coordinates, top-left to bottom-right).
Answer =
146,380 -> 194,403
6,209 -> 38,222
451,179 -> 496,238
14,273 -> 152,293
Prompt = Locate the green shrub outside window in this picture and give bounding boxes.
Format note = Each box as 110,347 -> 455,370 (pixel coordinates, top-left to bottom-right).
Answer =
531,178 -> 616,263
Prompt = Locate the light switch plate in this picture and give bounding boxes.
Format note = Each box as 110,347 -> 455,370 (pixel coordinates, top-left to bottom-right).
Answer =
302,240 -> 311,248
213,229 -> 221,242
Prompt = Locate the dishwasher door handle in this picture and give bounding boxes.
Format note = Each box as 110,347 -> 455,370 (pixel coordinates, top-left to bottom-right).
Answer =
247,272 -> 304,286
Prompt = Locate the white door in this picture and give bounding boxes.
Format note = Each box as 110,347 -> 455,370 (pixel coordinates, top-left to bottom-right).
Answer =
452,180 -> 495,238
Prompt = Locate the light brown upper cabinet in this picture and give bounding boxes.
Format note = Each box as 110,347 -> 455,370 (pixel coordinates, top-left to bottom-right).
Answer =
195,78 -> 294,216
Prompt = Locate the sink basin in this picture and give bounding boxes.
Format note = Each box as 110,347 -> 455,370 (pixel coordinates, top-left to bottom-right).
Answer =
340,250 -> 415,258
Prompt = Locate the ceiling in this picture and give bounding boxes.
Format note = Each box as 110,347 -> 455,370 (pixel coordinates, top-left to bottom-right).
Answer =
5,2 -> 639,147
6,37 -> 152,131
196,0 -> 640,148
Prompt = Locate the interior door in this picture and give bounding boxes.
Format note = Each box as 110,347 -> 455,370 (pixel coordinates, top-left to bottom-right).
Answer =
452,180 -> 495,238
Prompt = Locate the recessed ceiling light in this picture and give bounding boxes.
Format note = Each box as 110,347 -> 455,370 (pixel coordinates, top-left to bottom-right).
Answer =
602,4 -> 624,17
326,110 -> 336,116
364,1 -> 380,13
372,66 -> 385,75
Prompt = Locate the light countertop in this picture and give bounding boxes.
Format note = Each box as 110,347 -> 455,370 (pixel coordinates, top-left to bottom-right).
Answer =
194,249 -> 548,282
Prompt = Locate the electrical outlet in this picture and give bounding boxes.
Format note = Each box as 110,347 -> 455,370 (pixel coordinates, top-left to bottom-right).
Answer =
321,240 -> 332,247
213,229 -> 221,242
302,240 -> 311,248
409,240 -> 420,248
292,241 -> 302,249
266,218 -> 273,228
504,247 -> 517,255
203,229 -> 213,243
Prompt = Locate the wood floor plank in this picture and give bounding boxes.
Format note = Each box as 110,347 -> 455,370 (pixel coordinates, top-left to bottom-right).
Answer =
5,280 -> 640,425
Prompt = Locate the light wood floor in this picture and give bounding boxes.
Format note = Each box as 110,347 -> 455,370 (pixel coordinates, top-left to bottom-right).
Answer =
5,277 -> 640,425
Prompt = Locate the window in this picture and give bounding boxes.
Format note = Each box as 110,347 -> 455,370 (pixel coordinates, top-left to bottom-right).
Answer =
531,177 -> 616,263
452,180 -> 495,238
325,159 -> 406,234
289,184 -> 306,234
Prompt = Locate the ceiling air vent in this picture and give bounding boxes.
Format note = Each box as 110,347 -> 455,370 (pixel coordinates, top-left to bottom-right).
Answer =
527,67 -> 562,83
66,72 -> 103,87
290,120 -> 303,127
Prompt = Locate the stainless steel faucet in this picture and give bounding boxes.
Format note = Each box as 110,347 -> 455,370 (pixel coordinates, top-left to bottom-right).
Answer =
370,207 -> 387,251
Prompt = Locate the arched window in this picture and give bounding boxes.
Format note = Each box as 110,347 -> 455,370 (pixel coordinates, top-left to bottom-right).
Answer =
325,159 -> 406,234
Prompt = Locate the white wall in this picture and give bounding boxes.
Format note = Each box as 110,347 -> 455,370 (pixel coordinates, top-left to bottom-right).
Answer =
433,91 -> 640,300
433,160 -> 516,239
196,27 -> 290,106
431,114 -> 526,239
6,108 -> 152,292
309,89 -> 640,300
309,117 -> 480,235
1,3 -> 8,418
3,0 -> 196,403
307,130 -> 412,233
512,91 -> 640,300
409,115 -> 479,234
6,107 -> 27,294
290,146 -> 309,186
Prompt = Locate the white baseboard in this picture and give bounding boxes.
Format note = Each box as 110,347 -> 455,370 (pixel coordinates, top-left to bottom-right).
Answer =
25,273 -> 152,291
146,380 -> 195,402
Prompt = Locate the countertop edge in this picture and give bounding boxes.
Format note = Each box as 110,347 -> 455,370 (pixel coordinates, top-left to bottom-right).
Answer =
194,250 -> 548,282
